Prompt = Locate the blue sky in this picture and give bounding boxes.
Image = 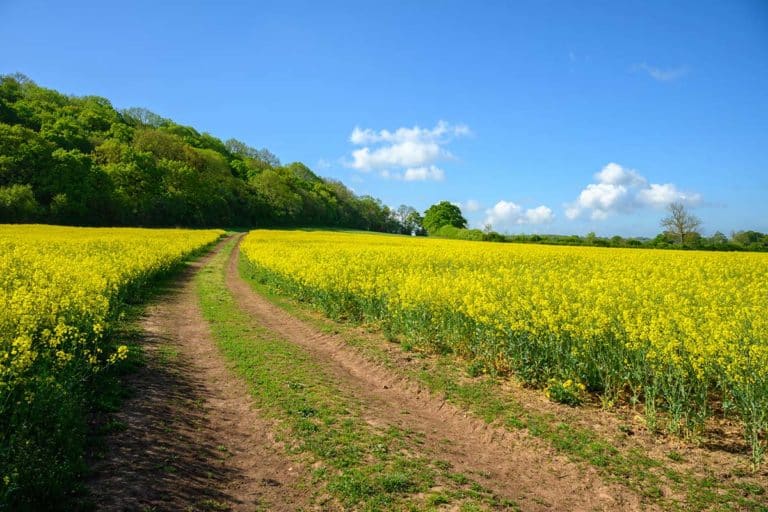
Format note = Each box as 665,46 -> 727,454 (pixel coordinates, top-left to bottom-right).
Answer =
1,0 -> 767,236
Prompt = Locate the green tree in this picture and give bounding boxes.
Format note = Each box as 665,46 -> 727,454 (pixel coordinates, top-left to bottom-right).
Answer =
423,201 -> 467,234
710,231 -> 728,246
732,230 -> 767,248
395,205 -> 424,235
0,74 -> 405,231
0,184 -> 40,222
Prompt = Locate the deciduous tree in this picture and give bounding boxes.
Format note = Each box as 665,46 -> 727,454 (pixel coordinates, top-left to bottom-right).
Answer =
661,202 -> 701,245
423,201 -> 467,234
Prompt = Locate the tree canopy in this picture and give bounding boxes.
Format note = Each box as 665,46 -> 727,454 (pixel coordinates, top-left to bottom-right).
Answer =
0,74 -> 414,232
422,201 -> 467,234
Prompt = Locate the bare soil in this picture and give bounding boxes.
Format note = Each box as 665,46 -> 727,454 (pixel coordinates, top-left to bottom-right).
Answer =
226,238 -> 651,512
86,238 -> 311,512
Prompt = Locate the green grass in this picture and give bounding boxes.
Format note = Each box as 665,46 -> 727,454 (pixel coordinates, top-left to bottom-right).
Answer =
239,253 -> 768,512
196,238 -> 517,511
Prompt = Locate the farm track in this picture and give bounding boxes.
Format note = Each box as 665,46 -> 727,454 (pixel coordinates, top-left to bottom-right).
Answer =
87,236 -> 311,512
226,236 -> 650,512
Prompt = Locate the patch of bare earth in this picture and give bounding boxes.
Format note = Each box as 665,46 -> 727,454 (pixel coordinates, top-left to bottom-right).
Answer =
227,240 -> 651,512
87,238 -> 311,512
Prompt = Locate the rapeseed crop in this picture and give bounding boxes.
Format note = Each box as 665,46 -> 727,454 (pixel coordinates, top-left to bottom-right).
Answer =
241,230 -> 768,464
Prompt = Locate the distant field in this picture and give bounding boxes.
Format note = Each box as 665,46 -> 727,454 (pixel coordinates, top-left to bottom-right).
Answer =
0,224 -> 223,505
241,229 -> 768,464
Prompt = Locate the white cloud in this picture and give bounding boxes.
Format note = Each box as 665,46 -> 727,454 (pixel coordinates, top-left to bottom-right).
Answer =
350,120 -> 469,145
350,141 -> 442,171
595,162 -> 646,187
403,165 -> 445,182
484,200 -> 554,230
635,63 -> 688,82
566,163 -> 701,220
345,121 -> 468,179
524,205 -> 556,224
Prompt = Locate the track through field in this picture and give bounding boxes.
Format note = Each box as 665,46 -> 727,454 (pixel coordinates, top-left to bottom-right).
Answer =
89,235 -> 652,511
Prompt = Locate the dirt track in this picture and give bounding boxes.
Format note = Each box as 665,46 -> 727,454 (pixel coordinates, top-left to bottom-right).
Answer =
87,237 -> 311,511
88,237 -> 649,511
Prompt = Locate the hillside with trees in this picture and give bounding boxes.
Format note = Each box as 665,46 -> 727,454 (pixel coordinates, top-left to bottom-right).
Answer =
0,74 -> 411,231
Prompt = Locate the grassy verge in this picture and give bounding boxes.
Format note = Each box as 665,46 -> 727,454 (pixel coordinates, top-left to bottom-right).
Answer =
196,238 -> 518,511
239,254 -> 768,512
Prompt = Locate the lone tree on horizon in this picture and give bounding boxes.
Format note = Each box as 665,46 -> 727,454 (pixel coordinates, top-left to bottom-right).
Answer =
661,202 -> 702,244
423,201 -> 467,235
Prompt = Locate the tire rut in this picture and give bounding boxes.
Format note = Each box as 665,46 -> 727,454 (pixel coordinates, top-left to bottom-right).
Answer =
87,237 -> 311,512
228,237 -> 651,512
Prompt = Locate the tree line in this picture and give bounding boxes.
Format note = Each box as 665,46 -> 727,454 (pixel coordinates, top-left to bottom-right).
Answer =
0,74 -> 420,232
423,201 -> 768,252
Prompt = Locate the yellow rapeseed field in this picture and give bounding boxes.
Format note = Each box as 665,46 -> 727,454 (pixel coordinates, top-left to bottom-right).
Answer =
241,229 -> 768,463
0,225 -> 222,389
1,224 -> 222,500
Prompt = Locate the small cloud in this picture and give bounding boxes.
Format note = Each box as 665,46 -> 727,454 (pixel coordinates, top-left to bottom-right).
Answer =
403,165 -> 445,182
349,120 -> 470,146
350,141 -> 442,171
344,121 -> 469,181
634,63 -> 688,82
565,162 -> 701,220
484,200 -> 554,230
316,158 -> 331,170
524,205 -> 555,224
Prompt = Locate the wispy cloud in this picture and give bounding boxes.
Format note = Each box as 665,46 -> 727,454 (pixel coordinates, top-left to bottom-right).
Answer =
380,165 -> 446,182
634,63 -> 689,82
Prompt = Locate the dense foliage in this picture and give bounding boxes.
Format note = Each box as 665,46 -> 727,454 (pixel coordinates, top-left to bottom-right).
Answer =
422,201 -> 467,234
241,230 -> 768,465
0,225 -> 222,509
0,74 -> 405,230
